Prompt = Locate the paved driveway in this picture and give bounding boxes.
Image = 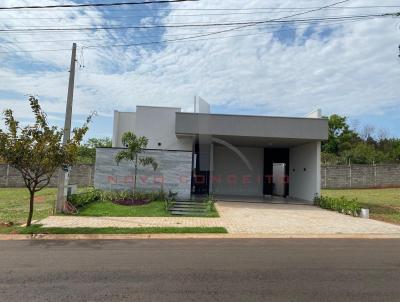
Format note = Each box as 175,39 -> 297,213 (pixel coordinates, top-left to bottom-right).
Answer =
38,202 -> 400,236
217,202 -> 400,235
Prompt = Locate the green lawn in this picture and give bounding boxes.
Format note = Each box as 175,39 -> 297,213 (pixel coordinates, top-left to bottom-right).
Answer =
322,188 -> 400,225
0,225 -> 227,234
20,225 -> 227,234
0,188 -> 56,225
76,200 -> 219,218
77,200 -> 170,217
0,187 -> 219,233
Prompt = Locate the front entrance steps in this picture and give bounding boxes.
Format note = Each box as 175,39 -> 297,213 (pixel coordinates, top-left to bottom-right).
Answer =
169,201 -> 209,216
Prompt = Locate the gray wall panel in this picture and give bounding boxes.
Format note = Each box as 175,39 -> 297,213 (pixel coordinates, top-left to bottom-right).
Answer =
94,148 -> 192,199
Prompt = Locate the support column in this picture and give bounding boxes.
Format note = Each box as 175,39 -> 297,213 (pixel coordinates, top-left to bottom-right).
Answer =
209,141 -> 214,195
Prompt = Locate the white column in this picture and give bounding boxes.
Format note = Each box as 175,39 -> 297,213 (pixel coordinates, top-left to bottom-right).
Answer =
209,142 -> 214,194
112,110 -> 120,147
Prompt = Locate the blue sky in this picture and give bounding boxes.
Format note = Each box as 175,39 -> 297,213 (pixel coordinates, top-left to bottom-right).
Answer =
0,0 -> 400,140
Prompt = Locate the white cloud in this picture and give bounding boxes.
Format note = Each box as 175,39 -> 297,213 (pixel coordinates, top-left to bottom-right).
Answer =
1,0 -> 400,135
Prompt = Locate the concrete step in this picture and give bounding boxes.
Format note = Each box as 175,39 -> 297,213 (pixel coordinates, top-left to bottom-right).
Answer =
170,211 -> 208,216
171,204 -> 208,208
172,202 -> 207,206
170,207 -> 207,213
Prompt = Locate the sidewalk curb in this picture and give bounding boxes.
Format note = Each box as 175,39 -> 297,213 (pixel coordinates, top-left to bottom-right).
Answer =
2,233 -> 400,240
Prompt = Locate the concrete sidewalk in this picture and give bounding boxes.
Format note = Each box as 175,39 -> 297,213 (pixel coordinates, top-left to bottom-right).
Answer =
38,216 -> 224,228
36,202 -> 400,236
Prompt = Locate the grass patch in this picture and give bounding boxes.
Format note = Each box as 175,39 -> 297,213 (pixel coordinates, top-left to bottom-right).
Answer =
205,204 -> 219,218
76,200 -> 171,217
75,199 -> 219,218
0,187 -> 93,225
0,188 -> 56,225
0,188 -> 220,226
322,188 -> 400,225
7,225 -> 228,234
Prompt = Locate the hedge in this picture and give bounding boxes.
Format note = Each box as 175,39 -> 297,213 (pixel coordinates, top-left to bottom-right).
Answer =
68,189 -> 169,209
314,195 -> 362,217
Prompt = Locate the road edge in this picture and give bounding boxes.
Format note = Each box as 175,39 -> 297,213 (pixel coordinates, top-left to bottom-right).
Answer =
1,233 -> 400,240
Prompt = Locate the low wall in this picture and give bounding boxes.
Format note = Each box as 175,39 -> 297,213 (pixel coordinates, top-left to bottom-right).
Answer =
94,148 -> 192,199
321,164 -> 400,189
0,164 -> 94,188
1,162 -> 399,191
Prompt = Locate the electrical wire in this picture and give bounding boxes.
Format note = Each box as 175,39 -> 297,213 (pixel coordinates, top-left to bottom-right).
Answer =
2,13 -> 393,28
0,5 -> 398,20
0,0 -> 397,55
0,13 -> 389,33
0,18 -> 369,50
0,18 -> 368,44
0,0 -> 198,10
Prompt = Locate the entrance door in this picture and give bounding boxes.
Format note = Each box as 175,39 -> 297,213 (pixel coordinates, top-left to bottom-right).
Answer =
272,163 -> 286,197
192,143 -> 210,195
263,148 -> 289,197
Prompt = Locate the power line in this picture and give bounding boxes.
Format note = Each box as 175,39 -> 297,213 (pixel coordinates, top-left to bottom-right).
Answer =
0,18 -> 368,47
0,18 -> 374,54
2,13 -> 386,29
82,17 -> 377,49
0,0 -> 197,10
137,0 -> 388,49
0,13 -> 390,33
11,4 -> 400,12
1,0 -> 396,54
0,6 -> 399,19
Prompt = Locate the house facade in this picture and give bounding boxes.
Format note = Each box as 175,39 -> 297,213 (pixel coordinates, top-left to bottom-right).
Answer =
94,98 -> 328,202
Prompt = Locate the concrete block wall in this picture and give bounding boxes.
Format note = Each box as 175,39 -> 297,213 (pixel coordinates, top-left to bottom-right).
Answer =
1,162 -> 399,191
321,164 -> 400,189
94,148 -> 192,199
0,164 -> 94,188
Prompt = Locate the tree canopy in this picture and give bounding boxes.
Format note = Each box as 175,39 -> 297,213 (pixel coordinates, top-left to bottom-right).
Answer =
0,96 -> 91,226
322,114 -> 400,165
77,137 -> 112,164
115,132 -> 158,191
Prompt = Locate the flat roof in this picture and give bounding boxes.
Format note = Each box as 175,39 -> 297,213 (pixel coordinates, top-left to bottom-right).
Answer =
175,112 -> 328,141
179,111 -> 327,121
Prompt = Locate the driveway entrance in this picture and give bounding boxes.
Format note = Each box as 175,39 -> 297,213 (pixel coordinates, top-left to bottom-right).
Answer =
216,202 -> 400,235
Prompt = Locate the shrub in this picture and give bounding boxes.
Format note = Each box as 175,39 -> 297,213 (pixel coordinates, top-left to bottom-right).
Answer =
69,189 -> 169,209
106,190 -> 167,202
314,195 -> 362,217
164,190 -> 178,211
68,189 -> 102,209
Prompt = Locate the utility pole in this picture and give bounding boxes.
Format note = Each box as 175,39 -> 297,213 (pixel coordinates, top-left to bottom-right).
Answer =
55,43 -> 77,213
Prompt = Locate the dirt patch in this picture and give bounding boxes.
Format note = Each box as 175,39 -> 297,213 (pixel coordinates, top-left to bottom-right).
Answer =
34,196 -> 45,203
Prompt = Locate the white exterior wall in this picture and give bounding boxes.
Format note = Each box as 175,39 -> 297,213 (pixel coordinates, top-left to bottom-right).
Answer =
112,111 -> 136,147
289,142 -> 321,202
305,109 -> 322,118
212,146 -> 264,197
113,106 -> 193,151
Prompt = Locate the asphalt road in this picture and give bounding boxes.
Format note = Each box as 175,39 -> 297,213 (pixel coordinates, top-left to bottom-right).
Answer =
1,239 -> 400,302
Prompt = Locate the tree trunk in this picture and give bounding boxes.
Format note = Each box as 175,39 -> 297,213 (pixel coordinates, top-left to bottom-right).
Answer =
26,190 -> 35,227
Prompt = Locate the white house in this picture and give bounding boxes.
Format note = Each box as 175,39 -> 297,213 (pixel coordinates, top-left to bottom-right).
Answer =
95,98 -> 328,202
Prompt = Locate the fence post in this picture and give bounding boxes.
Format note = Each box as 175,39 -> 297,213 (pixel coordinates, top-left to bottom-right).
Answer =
5,164 -> 10,187
88,165 -> 93,187
373,162 -> 377,188
349,162 -> 352,188
324,166 -> 327,188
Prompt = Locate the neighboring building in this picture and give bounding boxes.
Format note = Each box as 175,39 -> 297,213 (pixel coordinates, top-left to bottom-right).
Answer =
94,98 -> 328,202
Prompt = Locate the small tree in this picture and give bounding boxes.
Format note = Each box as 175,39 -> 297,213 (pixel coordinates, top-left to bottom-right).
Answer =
115,132 -> 157,192
0,96 -> 91,226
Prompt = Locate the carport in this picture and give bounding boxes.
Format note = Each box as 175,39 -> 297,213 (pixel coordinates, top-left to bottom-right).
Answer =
175,112 -> 328,203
